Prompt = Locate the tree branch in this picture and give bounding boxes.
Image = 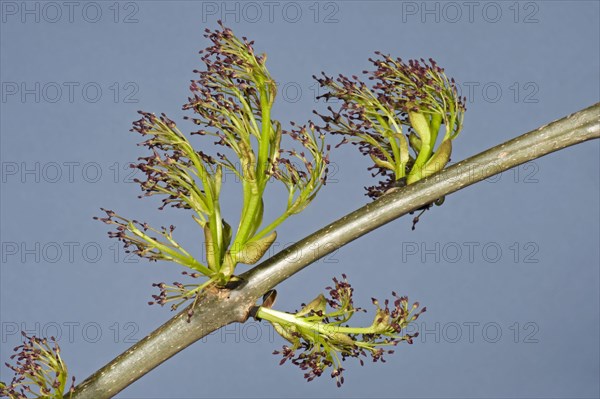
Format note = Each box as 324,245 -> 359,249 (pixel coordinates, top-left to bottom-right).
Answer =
68,102 -> 599,398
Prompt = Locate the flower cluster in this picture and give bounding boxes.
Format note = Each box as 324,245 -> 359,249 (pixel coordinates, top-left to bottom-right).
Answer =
314,54 -> 466,199
257,275 -> 425,386
182,22 -> 276,182
130,111 -> 220,215
94,209 -> 210,274
270,122 -> 330,216
182,21 -> 329,220
0,333 -> 74,399
97,22 -> 329,315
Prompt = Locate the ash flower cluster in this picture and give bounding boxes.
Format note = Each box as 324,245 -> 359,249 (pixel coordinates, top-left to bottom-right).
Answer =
314,54 -> 466,199
130,111 -> 220,216
257,275 -> 425,386
94,208 -> 210,274
0,333 -> 74,399
96,21 -> 329,315
182,21 -> 329,211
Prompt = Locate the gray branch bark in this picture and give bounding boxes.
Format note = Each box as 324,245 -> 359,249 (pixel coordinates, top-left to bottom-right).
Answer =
69,103 -> 600,398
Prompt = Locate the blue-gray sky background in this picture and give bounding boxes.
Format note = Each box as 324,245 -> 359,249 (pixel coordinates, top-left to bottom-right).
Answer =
1,1 -> 599,398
